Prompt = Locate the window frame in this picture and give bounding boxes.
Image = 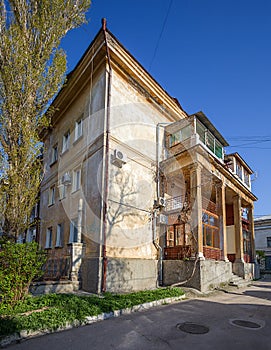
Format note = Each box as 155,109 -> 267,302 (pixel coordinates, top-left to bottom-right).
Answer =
51,144 -> 58,165
72,167 -> 81,193
62,130 -> 70,154
58,184 -> 66,200
56,223 -> 63,248
74,117 -> 83,142
202,210 -> 220,249
48,185 -> 56,206
267,237 -> 271,248
45,227 -> 53,249
69,218 -> 78,243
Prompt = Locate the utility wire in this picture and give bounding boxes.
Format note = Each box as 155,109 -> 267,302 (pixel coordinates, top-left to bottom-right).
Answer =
149,0 -> 173,72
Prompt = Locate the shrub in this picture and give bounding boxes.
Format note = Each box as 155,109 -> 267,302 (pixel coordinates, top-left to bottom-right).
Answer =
0,241 -> 46,306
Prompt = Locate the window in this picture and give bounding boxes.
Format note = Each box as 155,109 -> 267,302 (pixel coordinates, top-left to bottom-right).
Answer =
51,144 -> 58,164
56,223 -> 63,247
267,237 -> 271,248
69,219 -> 78,243
236,161 -> 243,180
166,224 -> 186,247
169,125 -> 192,147
26,228 -> 36,243
202,211 -> 220,249
74,118 -> 83,141
58,184 -> 66,200
72,168 -> 81,192
45,227 -> 53,248
30,204 -> 38,223
62,131 -> 70,153
48,185 -> 55,206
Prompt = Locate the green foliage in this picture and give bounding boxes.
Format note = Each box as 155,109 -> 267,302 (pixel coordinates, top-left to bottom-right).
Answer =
0,0 -> 91,239
0,242 -> 46,306
256,250 -> 265,259
0,288 -> 184,338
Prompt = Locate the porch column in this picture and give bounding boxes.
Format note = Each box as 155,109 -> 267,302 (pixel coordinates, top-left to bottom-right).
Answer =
216,181 -> 228,261
248,204 -> 256,262
190,164 -> 204,259
233,195 -> 244,262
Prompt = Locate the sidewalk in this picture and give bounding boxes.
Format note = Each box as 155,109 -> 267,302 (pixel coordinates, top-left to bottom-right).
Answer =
4,277 -> 271,350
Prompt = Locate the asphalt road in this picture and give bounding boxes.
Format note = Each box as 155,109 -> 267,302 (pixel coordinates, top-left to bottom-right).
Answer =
7,276 -> 271,350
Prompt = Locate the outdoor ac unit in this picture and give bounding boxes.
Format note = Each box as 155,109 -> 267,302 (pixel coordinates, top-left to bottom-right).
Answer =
154,197 -> 166,208
112,149 -> 127,168
158,197 -> 166,207
62,172 -> 71,185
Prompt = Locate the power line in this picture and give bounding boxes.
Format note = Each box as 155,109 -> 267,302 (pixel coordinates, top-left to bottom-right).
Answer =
149,0 -> 173,72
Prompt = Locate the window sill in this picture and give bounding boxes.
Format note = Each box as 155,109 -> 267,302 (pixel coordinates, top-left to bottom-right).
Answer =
73,134 -> 83,145
50,160 -> 58,167
71,188 -> 80,194
61,149 -> 69,156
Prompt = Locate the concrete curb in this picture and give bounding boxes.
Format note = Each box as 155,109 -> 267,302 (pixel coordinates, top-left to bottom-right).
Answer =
0,294 -> 186,348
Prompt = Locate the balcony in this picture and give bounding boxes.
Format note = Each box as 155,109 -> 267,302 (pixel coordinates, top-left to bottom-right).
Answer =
165,112 -> 229,162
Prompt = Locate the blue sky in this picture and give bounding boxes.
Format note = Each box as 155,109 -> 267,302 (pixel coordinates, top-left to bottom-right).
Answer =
61,0 -> 271,216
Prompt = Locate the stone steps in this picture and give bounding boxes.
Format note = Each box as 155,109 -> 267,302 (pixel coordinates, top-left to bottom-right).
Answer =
228,274 -> 252,288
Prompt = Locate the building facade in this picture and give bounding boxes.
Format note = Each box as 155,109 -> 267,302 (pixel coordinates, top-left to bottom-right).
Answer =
255,216 -> 271,271
39,22 -> 257,293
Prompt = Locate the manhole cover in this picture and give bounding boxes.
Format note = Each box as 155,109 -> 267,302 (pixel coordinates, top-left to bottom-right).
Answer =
177,322 -> 209,334
230,319 -> 262,329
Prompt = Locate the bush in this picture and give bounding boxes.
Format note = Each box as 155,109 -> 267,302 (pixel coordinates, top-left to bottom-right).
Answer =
0,241 -> 46,306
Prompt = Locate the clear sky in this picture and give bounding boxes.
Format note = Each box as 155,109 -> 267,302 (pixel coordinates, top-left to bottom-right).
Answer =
61,0 -> 271,217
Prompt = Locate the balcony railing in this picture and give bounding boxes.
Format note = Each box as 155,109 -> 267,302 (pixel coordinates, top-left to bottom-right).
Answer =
165,196 -> 184,212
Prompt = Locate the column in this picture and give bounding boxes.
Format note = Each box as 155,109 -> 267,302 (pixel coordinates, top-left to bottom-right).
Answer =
216,181 -> 228,261
233,195 -> 244,262
190,164 -> 204,259
248,204 -> 256,262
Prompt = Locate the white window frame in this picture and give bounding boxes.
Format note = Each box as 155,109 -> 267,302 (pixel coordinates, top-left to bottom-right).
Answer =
45,227 -> 53,249
26,227 -> 36,243
62,131 -> 70,153
51,144 -> 58,164
74,118 -> 83,141
48,185 -> 55,206
69,218 -> 78,243
56,223 -> 63,247
72,168 -> 81,192
58,184 -> 66,200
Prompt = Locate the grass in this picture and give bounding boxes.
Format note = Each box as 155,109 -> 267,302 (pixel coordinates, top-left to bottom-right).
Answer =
0,287 -> 184,339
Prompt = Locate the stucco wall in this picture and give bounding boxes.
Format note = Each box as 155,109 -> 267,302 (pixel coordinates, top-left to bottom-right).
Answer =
106,258 -> 158,293
226,225 -> 236,254
40,71 -> 106,250
163,259 -> 232,292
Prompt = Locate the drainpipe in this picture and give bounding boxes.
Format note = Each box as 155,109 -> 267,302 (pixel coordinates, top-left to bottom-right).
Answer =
101,18 -> 112,293
156,122 -> 170,199
153,209 -> 163,286
154,122 -> 170,286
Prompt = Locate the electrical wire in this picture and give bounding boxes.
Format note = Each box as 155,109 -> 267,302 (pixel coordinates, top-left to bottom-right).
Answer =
149,0 -> 173,71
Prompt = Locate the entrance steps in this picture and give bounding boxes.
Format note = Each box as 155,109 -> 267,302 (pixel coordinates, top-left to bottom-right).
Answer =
228,273 -> 252,288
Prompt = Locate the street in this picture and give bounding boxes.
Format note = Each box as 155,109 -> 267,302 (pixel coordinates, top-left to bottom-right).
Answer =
7,277 -> 271,350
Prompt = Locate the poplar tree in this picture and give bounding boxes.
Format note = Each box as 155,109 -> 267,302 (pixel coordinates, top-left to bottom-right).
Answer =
0,0 -> 91,240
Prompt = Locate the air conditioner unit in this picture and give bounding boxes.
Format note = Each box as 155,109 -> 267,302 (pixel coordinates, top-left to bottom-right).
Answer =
62,172 -> 71,185
112,149 -> 127,168
154,197 -> 166,208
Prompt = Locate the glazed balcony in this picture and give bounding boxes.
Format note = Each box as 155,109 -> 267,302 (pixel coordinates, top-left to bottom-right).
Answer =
165,112 -> 229,161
